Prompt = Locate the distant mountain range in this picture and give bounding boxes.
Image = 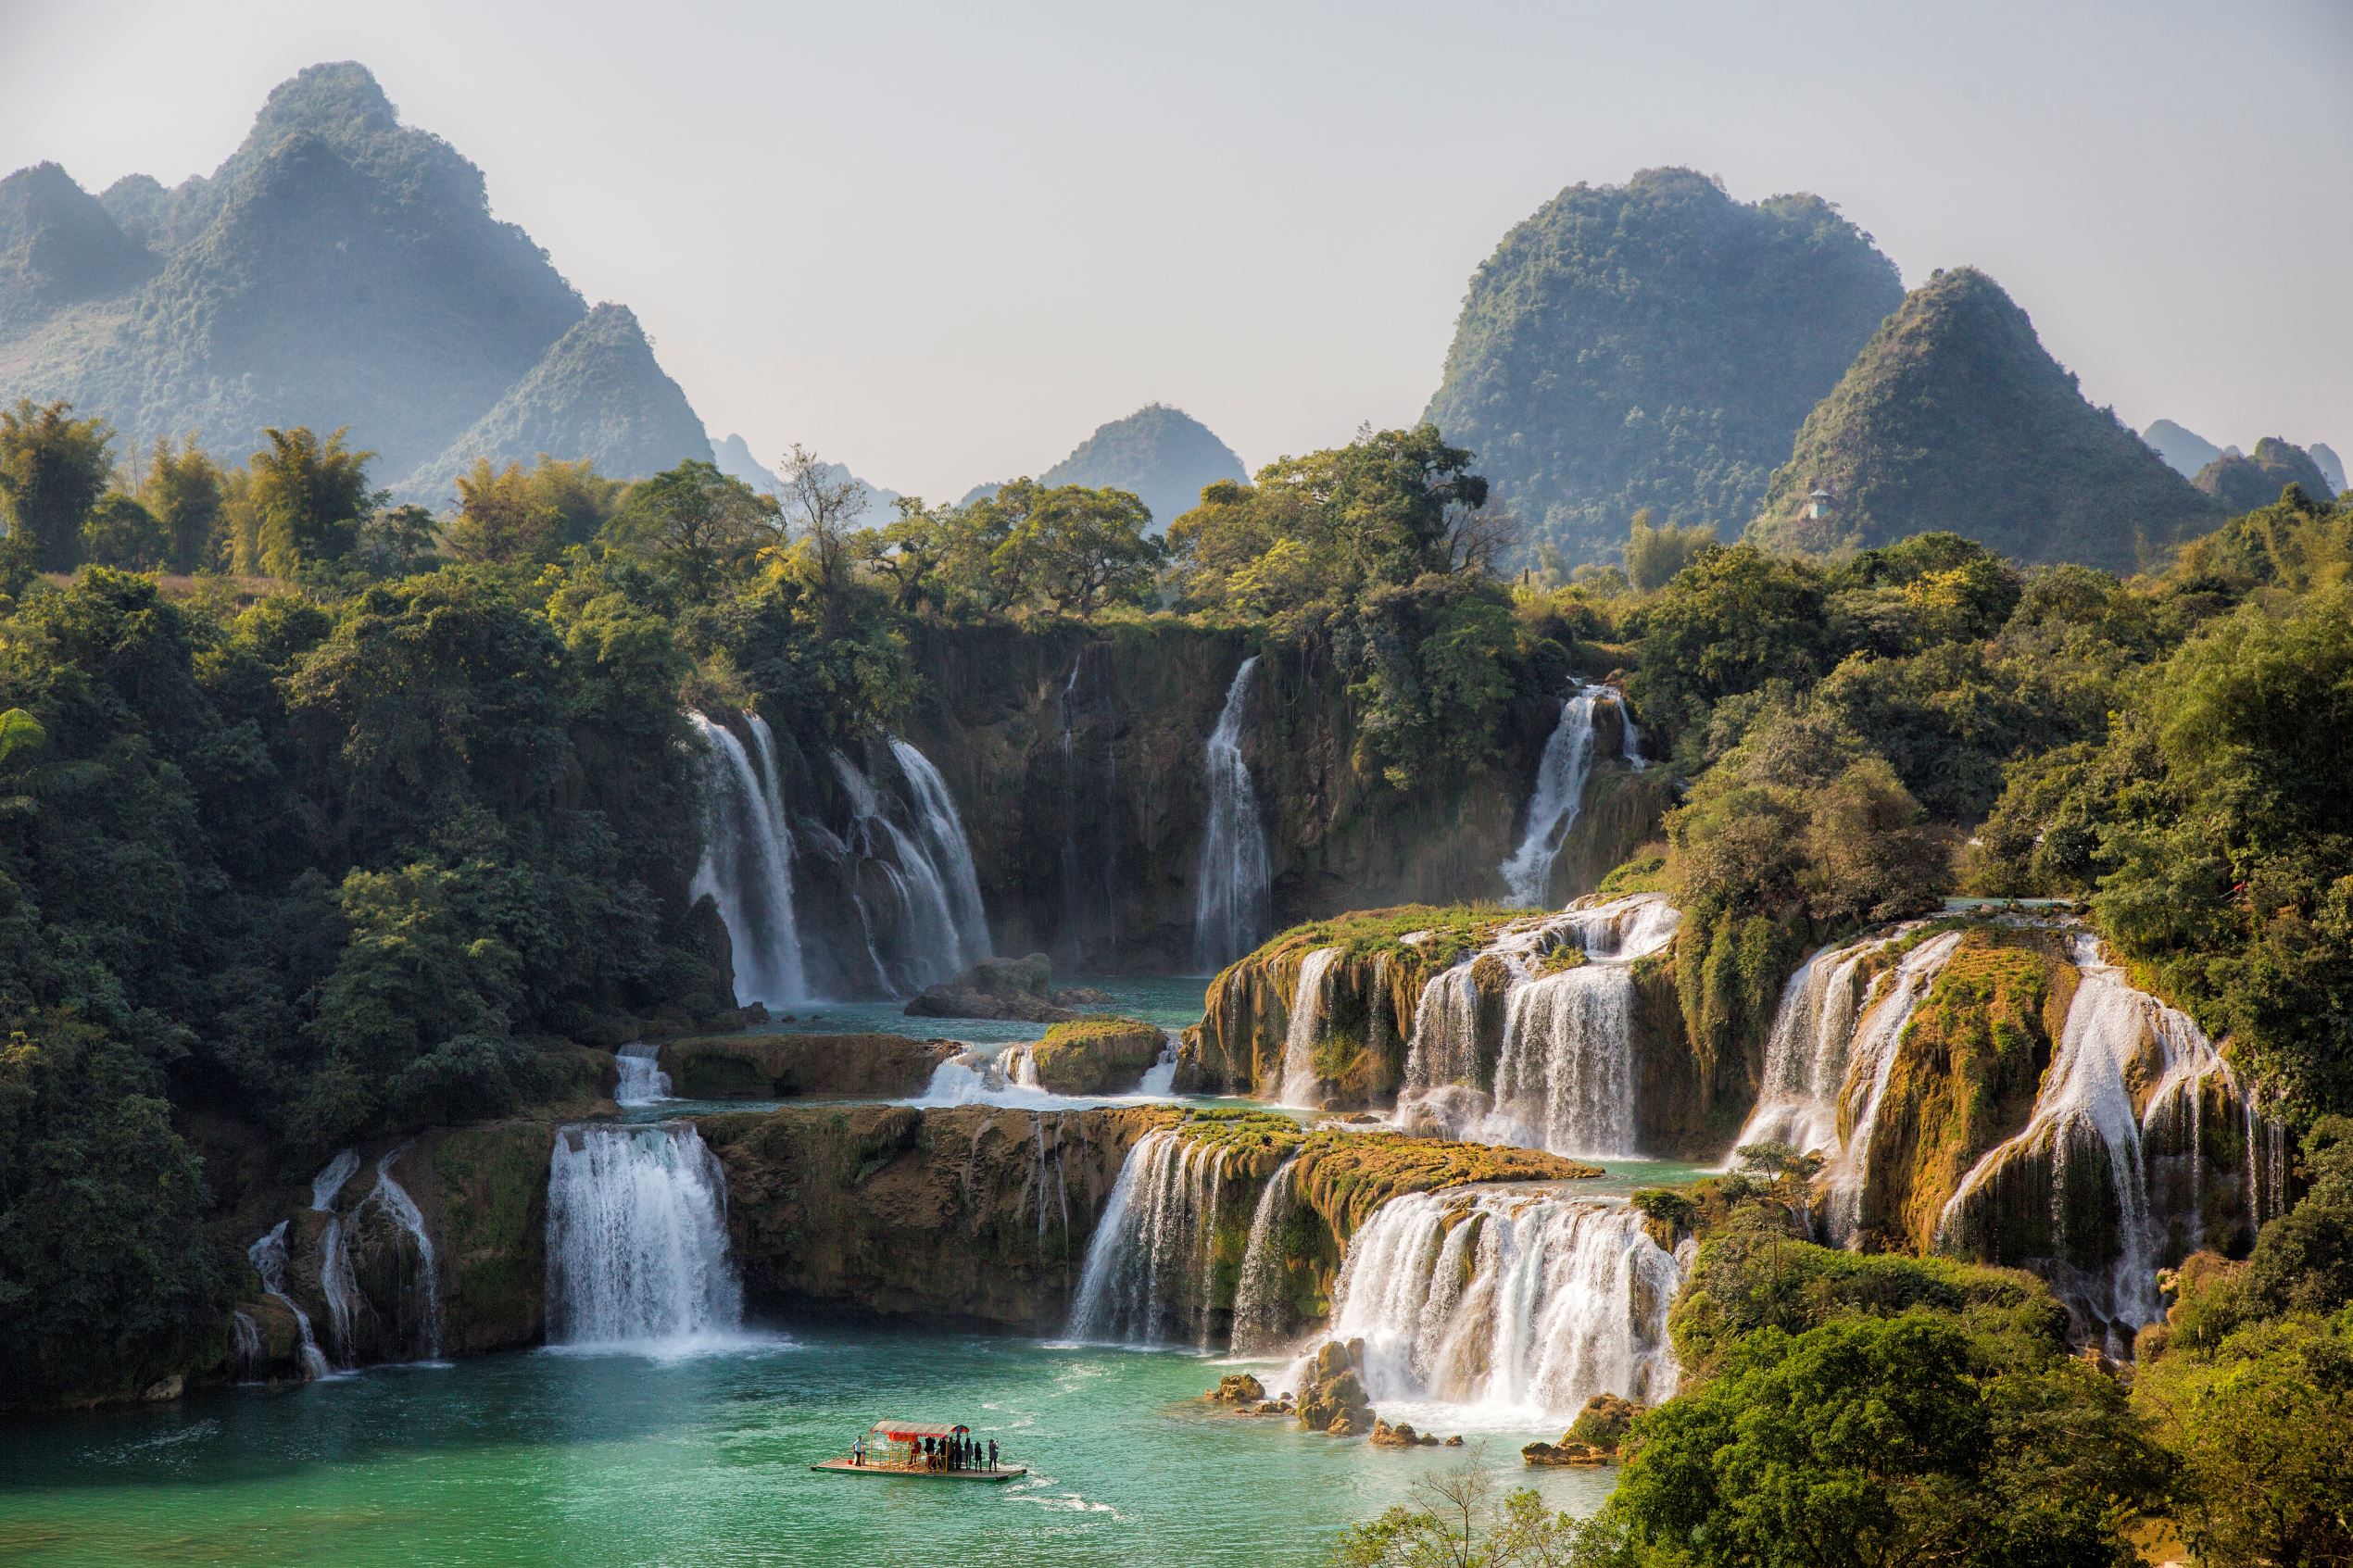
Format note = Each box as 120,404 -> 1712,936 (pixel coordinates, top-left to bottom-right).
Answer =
2145,420 -> 2344,499
708,433 -> 901,529
1746,267 -> 2219,572
0,62 -> 711,502
2191,436 -> 2337,514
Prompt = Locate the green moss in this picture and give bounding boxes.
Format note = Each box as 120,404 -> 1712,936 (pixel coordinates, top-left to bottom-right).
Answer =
1027,1016 -> 1166,1095
1596,854 -> 1669,897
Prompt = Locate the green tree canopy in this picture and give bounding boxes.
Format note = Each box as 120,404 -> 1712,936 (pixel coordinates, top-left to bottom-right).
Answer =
0,398 -> 114,575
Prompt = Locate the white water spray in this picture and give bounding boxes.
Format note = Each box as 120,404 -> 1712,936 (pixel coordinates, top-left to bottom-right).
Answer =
1298,1190 -> 1684,1419
614,1042 -> 671,1108
246,1222 -> 331,1381
1231,1157 -> 1301,1353
1068,1130 -> 1229,1347
1500,689 -> 1602,908
1277,948 -> 1341,1107
545,1123 -> 743,1348
688,711 -> 809,1008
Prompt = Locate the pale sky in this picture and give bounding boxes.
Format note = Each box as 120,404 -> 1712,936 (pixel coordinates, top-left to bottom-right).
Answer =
4,0 -> 2347,498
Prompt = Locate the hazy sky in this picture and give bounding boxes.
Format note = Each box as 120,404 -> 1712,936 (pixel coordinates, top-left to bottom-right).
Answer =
5,0 -> 2348,497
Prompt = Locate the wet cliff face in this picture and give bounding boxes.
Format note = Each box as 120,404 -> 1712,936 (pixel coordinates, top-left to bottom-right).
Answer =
898,622 -> 1634,973
699,1102 -> 1172,1330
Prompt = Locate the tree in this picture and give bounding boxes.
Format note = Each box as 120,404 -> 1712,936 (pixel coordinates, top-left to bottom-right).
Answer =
1330,1461 -> 1592,1568
79,494 -> 169,571
854,496 -> 956,614
138,436 -> 227,574
0,398 -> 114,574
1607,1311 -> 2157,1568
982,479 -> 1164,617
1623,508 -> 1716,592
607,458 -> 777,601
249,425 -> 379,578
778,445 -> 865,622
448,458 -> 560,565
351,503 -> 440,579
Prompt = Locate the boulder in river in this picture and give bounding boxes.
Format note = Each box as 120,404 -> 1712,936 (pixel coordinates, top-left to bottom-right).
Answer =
903,955 -> 1111,1022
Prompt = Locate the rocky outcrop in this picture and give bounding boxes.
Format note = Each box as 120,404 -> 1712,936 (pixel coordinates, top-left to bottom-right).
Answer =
699,1102 -> 1174,1329
660,1033 -> 959,1101
902,954 -> 1110,1022
896,621 -> 1596,972
1292,1337 -> 1375,1435
1022,1017 -> 1168,1095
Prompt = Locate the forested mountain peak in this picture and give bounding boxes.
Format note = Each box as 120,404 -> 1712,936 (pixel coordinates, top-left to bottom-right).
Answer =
0,61 -> 700,496
2142,417 -> 2229,478
395,303 -> 713,505
1038,403 -> 1246,531
0,162 -> 156,329
1422,166 -> 1904,566
1748,266 -> 2219,571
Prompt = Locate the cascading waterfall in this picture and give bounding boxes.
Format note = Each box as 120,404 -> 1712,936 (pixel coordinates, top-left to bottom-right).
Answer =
230,1311 -> 263,1382
1396,895 -> 1681,1159
1499,687 -> 1602,908
545,1123 -> 743,1348
1230,1157 -> 1301,1353
1934,935 -> 2255,1343
246,1222 -> 331,1381
614,1042 -> 671,1108
688,711 -> 809,1008
888,736 -> 991,963
1193,655 -> 1272,972
1277,948 -> 1341,1106
1303,1190 -> 1685,1418
1138,1041 -> 1178,1097
312,1149 -> 363,1367
1612,687 -> 1648,771
358,1148 -> 444,1361
1068,1130 -> 1229,1347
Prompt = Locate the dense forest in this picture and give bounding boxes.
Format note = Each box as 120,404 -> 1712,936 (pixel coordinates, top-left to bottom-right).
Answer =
4,379 -> 2351,1562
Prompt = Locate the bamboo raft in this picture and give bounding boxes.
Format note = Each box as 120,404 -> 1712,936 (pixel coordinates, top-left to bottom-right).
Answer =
812,1421 -> 1026,1483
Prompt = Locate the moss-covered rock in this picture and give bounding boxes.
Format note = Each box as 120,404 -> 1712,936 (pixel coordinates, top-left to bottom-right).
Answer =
418,1122 -> 555,1354
1025,1016 -> 1168,1095
661,1034 -> 959,1101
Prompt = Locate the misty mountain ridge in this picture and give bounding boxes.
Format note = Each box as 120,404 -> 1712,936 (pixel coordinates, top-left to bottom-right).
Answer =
709,433 -> 902,528
0,61 -> 710,499
956,403 -> 1246,530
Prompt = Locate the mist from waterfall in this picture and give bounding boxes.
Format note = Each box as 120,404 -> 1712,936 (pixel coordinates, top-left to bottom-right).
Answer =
545,1123 -> 744,1350
1499,688 -> 1601,908
1296,1190 -> 1685,1420
1194,655 -> 1272,972
688,711 -> 808,1008
1068,1130 -> 1229,1347
1395,895 -> 1681,1159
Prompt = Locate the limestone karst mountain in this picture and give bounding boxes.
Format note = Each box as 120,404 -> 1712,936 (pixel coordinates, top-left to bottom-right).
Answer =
2142,418 -> 2230,479
2191,436 -> 2336,515
0,62 -> 707,497
1748,267 -> 2220,571
1423,167 -> 1905,565
1037,404 -> 1246,531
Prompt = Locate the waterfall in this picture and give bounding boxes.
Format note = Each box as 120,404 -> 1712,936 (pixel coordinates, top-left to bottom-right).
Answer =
545,1123 -> 743,1348
361,1148 -> 444,1361
1138,1041 -> 1178,1097
230,1310 -> 263,1382
1733,941 -> 1876,1158
1231,1158 -> 1301,1353
1934,935 -> 2246,1343
1611,688 -> 1648,771
888,736 -> 991,963
1395,895 -> 1681,1158
1500,688 -> 1602,908
246,1222 -> 331,1381
1057,650 -> 1120,971
1277,947 -> 1341,1106
688,710 -> 809,1008
1193,655 -> 1272,972
1068,1129 -> 1229,1347
614,1042 -> 671,1108
311,1149 -> 363,1367
833,750 -> 967,991
1815,932 -> 1967,1242
1302,1190 -> 1684,1418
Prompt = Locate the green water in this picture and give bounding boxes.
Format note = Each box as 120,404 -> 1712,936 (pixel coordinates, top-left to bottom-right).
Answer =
0,1329 -> 1611,1568
760,975 -> 1214,1047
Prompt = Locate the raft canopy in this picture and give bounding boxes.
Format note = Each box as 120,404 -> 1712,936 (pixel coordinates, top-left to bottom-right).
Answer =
869,1422 -> 970,1441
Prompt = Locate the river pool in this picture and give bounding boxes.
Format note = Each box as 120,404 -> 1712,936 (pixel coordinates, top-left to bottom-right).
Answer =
0,1327 -> 1612,1568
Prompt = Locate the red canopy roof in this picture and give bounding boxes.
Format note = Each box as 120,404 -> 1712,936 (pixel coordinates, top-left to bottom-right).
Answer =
869,1422 -> 969,1440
